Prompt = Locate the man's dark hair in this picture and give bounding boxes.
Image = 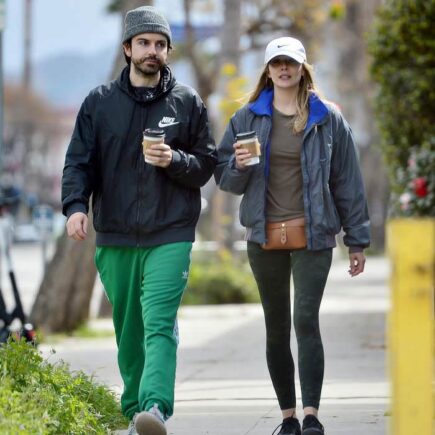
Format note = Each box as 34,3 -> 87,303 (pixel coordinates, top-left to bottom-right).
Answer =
123,38 -> 132,66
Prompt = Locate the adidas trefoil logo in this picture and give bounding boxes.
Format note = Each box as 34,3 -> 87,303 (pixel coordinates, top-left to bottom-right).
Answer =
158,116 -> 179,128
182,270 -> 189,280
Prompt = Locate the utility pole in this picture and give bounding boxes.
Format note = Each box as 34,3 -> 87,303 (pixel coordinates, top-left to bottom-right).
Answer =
23,0 -> 32,91
0,0 -> 5,174
22,0 -> 32,206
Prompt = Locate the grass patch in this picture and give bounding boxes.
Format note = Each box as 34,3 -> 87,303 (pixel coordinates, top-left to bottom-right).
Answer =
41,323 -> 115,344
69,324 -> 115,339
0,339 -> 127,434
184,256 -> 259,304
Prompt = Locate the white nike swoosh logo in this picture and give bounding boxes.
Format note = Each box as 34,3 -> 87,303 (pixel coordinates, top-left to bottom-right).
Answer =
158,121 -> 180,128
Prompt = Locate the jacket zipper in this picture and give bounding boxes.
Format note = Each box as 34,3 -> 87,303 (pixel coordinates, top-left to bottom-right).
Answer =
136,106 -> 149,247
302,123 -> 318,250
136,152 -> 142,247
262,118 -> 273,244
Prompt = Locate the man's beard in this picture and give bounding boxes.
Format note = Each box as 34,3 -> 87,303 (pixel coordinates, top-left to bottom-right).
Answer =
131,56 -> 165,78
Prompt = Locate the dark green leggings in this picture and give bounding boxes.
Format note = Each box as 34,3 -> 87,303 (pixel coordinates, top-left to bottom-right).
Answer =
247,242 -> 332,410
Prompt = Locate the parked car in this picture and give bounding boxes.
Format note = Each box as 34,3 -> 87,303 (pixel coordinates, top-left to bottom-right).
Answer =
13,223 -> 40,243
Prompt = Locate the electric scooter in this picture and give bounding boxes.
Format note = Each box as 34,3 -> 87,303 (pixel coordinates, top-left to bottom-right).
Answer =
0,194 -> 37,345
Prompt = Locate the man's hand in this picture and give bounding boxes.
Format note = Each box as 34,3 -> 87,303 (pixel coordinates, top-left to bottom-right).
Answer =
66,212 -> 88,241
348,252 -> 366,277
144,143 -> 173,168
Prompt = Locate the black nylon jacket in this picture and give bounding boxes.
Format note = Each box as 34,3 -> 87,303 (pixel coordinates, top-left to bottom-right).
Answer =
62,66 -> 217,247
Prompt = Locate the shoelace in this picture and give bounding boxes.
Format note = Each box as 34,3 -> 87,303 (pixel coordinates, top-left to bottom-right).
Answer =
272,423 -> 284,435
272,418 -> 300,435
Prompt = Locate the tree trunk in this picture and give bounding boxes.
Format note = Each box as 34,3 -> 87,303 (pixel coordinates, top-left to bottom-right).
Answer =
182,0 -> 216,104
325,0 -> 388,251
31,0 -> 153,332
211,0 -> 242,251
31,216 -> 97,333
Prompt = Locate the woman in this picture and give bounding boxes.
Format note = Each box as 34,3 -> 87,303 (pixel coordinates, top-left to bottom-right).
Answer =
215,37 -> 370,435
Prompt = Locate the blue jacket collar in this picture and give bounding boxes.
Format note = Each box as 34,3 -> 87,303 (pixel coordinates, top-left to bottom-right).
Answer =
248,88 -> 274,116
305,93 -> 329,132
248,89 -> 329,132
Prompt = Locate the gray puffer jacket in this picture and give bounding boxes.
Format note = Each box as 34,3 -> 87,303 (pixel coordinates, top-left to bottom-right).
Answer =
214,89 -> 370,251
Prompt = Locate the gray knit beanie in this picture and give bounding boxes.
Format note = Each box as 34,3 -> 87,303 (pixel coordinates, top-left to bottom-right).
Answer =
122,6 -> 172,46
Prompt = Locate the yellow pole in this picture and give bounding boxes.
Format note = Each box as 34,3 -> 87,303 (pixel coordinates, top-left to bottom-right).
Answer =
387,218 -> 434,435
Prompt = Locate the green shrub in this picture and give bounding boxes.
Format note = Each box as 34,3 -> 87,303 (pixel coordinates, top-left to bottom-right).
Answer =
368,0 -> 435,216
183,258 -> 259,305
0,339 -> 127,434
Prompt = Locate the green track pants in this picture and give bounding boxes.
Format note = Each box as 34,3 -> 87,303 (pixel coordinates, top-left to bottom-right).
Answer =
95,242 -> 192,420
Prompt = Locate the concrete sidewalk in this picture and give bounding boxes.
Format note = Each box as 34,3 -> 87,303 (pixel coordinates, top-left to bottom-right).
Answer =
38,255 -> 390,434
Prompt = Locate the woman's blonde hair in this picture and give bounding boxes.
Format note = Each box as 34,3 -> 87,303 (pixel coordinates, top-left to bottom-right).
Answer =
248,62 -> 318,134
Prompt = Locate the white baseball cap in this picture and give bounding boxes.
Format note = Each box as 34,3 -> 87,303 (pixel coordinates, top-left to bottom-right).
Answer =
264,37 -> 306,65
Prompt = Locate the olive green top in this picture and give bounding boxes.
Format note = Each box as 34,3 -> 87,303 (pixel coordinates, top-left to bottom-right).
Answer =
266,108 -> 305,222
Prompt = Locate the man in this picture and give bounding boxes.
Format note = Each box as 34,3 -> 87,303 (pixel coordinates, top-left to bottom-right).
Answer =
62,6 -> 217,435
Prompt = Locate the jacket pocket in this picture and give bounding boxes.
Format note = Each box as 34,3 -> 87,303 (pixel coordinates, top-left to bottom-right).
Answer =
323,189 -> 341,234
239,184 -> 264,229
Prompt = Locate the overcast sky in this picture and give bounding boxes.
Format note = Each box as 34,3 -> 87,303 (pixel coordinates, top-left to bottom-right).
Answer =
5,0 -> 119,73
3,0 -> 205,74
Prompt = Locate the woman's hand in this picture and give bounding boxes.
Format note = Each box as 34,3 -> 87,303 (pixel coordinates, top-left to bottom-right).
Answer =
348,252 -> 366,277
233,142 -> 251,170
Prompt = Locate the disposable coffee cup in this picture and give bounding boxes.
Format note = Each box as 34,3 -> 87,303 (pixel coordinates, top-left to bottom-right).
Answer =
142,128 -> 165,164
236,131 -> 261,166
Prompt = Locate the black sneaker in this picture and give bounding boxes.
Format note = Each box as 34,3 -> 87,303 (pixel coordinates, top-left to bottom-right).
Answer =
302,415 -> 324,434
272,416 -> 302,435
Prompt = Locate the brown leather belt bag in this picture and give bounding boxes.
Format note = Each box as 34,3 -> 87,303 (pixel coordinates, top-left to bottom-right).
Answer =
261,217 -> 307,250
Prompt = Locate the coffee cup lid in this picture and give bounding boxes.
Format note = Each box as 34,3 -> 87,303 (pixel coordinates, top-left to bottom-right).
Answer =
144,128 -> 165,137
236,131 -> 257,140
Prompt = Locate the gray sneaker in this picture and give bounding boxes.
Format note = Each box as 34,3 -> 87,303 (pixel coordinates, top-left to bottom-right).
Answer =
134,403 -> 167,435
